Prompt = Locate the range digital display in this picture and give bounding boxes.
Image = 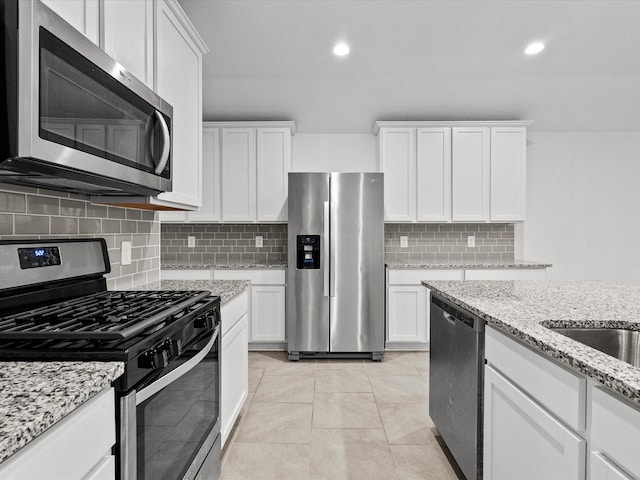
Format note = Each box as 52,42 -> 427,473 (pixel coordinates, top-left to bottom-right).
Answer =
18,246 -> 62,269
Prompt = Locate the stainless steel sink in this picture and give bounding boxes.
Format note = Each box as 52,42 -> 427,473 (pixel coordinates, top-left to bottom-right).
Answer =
549,328 -> 640,368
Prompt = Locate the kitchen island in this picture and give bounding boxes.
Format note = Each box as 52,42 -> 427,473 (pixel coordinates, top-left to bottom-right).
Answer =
423,280 -> 640,479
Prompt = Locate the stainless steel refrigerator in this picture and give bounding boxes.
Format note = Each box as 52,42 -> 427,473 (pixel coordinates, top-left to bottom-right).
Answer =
286,172 -> 384,361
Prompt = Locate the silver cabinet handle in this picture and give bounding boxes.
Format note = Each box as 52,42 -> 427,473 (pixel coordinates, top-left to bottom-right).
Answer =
323,201 -> 329,297
154,110 -> 171,175
443,313 -> 456,324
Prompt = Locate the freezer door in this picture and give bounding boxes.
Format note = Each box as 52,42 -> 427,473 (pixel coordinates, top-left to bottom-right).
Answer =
286,173 -> 330,353
329,173 -> 385,352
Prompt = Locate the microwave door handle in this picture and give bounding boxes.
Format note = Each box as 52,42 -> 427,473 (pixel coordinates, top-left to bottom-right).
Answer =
153,110 -> 171,175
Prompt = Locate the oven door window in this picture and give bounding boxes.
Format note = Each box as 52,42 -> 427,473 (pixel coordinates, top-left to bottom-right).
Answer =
38,27 -> 170,179
136,334 -> 219,480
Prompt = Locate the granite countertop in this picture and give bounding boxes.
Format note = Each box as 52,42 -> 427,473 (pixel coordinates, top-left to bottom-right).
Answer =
387,259 -> 552,269
0,362 -> 124,465
140,280 -> 250,304
422,280 -> 640,406
162,263 -> 286,270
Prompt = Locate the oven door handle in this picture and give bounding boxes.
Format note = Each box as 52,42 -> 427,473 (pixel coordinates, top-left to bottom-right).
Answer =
135,325 -> 219,405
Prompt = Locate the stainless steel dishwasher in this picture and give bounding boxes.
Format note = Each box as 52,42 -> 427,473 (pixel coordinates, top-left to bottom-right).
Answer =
429,294 -> 485,480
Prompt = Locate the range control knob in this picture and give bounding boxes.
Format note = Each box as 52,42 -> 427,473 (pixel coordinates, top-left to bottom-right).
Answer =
141,347 -> 169,370
163,338 -> 183,358
194,312 -> 214,330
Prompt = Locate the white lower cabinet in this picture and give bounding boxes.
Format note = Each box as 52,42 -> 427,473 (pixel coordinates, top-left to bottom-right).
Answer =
387,285 -> 427,344
0,387 -> 115,480
221,290 -> 249,448
251,285 -> 286,342
484,325 -> 640,480
484,365 -> 586,480
214,269 -> 286,348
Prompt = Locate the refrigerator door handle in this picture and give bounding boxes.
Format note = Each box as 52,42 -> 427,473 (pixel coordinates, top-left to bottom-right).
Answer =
329,201 -> 337,298
323,201 -> 330,297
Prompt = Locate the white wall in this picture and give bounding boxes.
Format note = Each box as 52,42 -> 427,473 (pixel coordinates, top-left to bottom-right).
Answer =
291,133 -> 378,172
521,131 -> 640,281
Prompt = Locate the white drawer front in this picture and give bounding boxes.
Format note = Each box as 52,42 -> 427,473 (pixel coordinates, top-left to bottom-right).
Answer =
485,326 -> 587,431
221,290 -> 249,336
591,386 -> 640,478
387,268 -> 463,285
214,269 -> 285,284
464,269 -> 546,280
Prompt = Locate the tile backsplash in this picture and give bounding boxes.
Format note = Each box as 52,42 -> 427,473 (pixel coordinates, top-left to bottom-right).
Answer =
160,222 -> 514,266
161,224 -> 287,265
0,186 -> 160,289
384,223 -> 514,263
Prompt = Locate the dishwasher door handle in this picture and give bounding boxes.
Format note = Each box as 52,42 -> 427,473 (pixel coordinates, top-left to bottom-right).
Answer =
443,312 -> 456,324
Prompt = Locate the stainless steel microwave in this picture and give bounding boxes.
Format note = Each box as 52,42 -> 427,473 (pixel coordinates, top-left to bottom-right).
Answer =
0,0 -> 172,196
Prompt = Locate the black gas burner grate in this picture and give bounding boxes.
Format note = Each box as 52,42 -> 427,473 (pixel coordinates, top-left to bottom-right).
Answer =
0,290 -> 212,341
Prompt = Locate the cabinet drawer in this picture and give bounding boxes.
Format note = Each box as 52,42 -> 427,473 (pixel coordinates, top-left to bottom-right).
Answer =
161,269 -> 212,280
387,269 -> 463,285
464,269 -> 546,280
485,326 -> 587,431
221,290 -> 249,336
591,386 -> 640,477
214,269 -> 285,284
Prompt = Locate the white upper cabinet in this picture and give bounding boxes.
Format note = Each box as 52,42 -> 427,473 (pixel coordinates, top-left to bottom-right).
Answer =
490,127 -> 527,222
417,127 -> 451,222
41,0 -> 100,44
379,127 -> 416,222
256,128 -> 291,222
154,0 -> 206,210
221,128 -> 257,222
189,127 -> 221,222
101,0 -> 153,88
374,121 -> 530,223
451,126 -> 490,222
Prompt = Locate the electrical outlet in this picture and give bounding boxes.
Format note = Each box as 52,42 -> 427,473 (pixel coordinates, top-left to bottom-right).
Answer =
187,236 -> 196,248
121,241 -> 132,266
255,236 -> 263,248
467,235 -> 476,248
400,236 -> 408,248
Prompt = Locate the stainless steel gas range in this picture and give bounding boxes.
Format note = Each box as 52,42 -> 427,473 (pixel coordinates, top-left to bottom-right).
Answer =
0,238 -> 221,480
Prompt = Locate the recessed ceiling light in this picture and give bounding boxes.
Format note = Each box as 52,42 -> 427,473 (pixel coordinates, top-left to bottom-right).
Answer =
525,42 -> 545,55
333,43 -> 350,56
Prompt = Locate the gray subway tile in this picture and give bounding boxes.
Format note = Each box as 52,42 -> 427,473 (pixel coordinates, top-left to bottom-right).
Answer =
108,206 -> 126,219
60,199 -> 86,217
126,209 -> 142,220
27,195 -> 59,215
0,214 -> 13,234
79,218 -> 101,234
87,203 -> 108,218
51,217 -> 78,234
15,215 -> 49,234
0,192 -> 26,213
102,219 -> 121,234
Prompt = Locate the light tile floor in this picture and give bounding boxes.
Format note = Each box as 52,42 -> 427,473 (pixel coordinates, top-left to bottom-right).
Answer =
220,351 -> 464,480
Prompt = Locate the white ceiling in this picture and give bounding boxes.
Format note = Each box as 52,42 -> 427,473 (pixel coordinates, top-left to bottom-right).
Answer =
178,0 -> 640,134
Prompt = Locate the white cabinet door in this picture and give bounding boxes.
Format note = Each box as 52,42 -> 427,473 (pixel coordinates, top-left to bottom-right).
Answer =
379,127 -> 416,222
590,452 -> 633,480
452,127 -> 490,222
484,365 -> 586,480
387,285 -> 427,343
490,127 -> 526,222
190,127 -> 221,222
41,0 -> 99,44
221,128 -> 257,222
251,285 -> 285,342
221,313 -> 248,447
155,0 -> 203,210
101,0 -> 153,87
256,128 -> 291,222
416,127 -> 451,222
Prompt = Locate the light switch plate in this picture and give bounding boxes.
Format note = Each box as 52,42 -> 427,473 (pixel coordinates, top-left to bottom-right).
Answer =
121,241 -> 132,265
467,235 -> 476,248
400,236 -> 408,248
255,236 -> 264,248
187,236 -> 196,248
